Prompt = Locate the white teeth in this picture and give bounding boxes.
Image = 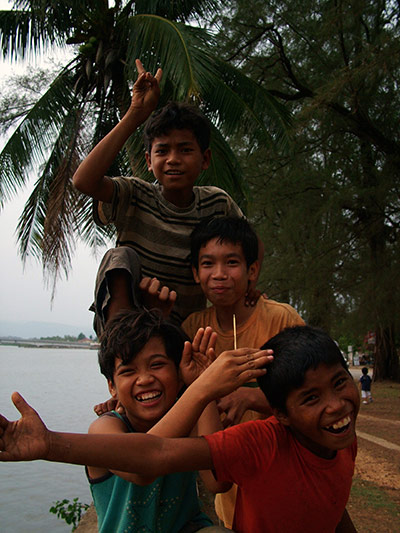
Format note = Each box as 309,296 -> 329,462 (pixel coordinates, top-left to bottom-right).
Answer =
137,391 -> 161,401
329,415 -> 351,430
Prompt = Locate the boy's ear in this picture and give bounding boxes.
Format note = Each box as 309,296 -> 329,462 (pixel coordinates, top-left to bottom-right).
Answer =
145,151 -> 152,171
248,260 -> 260,281
192,265 -> 200,283
273,407 -> 290,426
201,148 -> 211,170
108,379 -> 118,400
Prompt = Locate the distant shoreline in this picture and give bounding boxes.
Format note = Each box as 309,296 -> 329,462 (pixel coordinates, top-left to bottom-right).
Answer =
0,339 -> 99,350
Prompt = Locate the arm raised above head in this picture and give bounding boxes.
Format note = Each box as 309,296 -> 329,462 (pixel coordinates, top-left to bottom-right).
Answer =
72,59 -> 162,202
0,392 -> 213,476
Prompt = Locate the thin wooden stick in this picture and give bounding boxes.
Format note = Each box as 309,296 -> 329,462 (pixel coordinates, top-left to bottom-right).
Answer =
233,314 -> 237,349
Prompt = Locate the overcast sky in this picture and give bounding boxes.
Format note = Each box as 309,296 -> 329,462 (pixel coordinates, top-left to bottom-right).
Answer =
0,194 -> 108,333
0,0 -> 109,334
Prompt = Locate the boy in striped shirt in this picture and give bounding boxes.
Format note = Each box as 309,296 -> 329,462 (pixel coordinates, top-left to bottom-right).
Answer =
73,59 -> 247,334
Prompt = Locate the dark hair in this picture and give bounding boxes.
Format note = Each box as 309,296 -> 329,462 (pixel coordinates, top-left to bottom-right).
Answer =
190,216 -> 258,270
257,325 -> 349,413
98,308 -> 189,382
143,101 -> 211,153
361,367 -> 369,375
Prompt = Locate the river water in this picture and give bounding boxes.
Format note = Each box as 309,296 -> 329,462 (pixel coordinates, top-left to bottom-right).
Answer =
0,345 -> 109,532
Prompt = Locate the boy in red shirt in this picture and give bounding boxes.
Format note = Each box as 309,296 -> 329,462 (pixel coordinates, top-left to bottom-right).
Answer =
0,325 -> 358,533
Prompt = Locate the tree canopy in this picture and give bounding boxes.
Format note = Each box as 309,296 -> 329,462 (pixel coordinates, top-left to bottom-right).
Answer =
209,0 -> 400,379
0,0 -> 290,282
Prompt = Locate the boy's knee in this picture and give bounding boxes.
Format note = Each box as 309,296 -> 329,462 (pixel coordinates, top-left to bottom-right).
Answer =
99,246 -> 141,272
94,247 -> 143,334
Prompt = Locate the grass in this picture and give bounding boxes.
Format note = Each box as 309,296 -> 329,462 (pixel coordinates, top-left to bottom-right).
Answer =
348,476 -> 400,532
350,477 -> 399,515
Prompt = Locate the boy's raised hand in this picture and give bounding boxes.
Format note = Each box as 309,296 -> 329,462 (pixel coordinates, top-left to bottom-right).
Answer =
129,59 -> 163,122
0,392 -> 50,462
140,276 -> 177,318
180,327 -> 217,386
196,348 -> 273,401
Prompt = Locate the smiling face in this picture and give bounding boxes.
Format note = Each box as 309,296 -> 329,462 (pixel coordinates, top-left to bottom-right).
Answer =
145,128 -> 211,207
275,363 -> 360,459
108,336 -> 181,432
193,238 -> 258,308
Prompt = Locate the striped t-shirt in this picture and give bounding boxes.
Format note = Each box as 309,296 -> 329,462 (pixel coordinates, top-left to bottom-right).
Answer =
94,176 -> 243,324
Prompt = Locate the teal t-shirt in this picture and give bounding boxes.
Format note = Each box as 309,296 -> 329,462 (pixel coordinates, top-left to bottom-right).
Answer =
86,412 -> 212,532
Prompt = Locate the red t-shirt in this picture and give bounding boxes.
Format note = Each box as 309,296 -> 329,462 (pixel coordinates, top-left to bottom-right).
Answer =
205,417 -> 357,533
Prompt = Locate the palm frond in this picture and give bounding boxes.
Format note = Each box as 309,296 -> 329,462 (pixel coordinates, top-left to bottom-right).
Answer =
126,15 -> 209,100
16,175 -> 46,262
16,103 -> 83,273
125,16 -> 291,147
196,56 -> 293,151
0,7 -> 67,59
74,192 -> 115,251
198,123 -> 249,210
134,0 -> 221,22
41,117 -> 83,281
0,68 -> 78,207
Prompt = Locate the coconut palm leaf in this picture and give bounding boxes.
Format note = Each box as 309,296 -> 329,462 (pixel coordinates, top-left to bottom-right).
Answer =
0,0 -> 292,282
0,67 -> 78,206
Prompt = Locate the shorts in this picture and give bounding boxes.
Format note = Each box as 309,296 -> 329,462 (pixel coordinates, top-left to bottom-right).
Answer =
361,390 -> 372,400
91,246 -> 143,336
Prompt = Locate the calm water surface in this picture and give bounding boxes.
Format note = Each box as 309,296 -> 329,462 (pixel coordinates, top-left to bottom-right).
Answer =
0,345 -> 108,532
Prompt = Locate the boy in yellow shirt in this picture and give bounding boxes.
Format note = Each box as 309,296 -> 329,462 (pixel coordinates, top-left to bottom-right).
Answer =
182,216 -> 305,527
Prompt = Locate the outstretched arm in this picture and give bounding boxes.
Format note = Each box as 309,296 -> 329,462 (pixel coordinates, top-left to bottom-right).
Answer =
1,348 -> 272,474
0,393 -> 213,475
73,59 -> 162,202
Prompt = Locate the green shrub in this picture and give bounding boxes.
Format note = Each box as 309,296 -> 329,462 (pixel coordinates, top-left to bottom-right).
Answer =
49,498 -> 90,531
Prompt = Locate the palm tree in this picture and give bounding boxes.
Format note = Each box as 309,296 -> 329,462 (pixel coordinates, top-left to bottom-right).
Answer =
0,0 -> 290,285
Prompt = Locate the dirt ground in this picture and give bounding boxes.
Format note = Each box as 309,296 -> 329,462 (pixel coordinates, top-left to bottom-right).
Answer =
346,377 -> 400,532
77,376 -> 400,532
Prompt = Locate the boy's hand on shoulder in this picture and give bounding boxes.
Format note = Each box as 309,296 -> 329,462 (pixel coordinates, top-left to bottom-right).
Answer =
217,388 -> 252,427
140,277 -> 177,318
180,327 -> 217,386
197,348 -> 274,400
0,392 -> 50,462
128,59 -> 163,123
93,397 -> 124,417
245,285 -> 268,307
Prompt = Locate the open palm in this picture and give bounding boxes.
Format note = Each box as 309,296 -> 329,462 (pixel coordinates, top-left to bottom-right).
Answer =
0,393 -> 50,462
180,327 -> 217,386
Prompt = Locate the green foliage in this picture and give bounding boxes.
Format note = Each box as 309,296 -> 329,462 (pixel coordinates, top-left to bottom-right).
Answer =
39,334 -> 86,341
0,0 -> 290,287
49,498 -> 90,532
210,0 -> 400,379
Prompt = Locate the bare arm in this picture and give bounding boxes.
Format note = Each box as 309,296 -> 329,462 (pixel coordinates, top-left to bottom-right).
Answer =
217,386 -> 272,428
0,392 -> 213,475
73,59 -> 162,202
0,347 -> 272,474
149,344 -> 272,439
87,415 -> 158,485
